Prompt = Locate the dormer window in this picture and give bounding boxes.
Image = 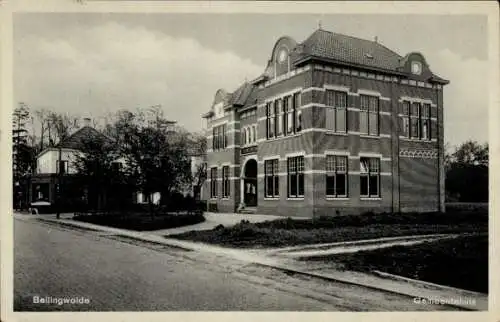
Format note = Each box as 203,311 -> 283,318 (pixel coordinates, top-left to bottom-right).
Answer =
275,46 -> 290,77
411,61 -> 422,75
214,102 -> 224,119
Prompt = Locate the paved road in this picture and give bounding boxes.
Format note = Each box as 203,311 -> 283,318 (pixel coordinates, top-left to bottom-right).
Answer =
14,216 -> 456,311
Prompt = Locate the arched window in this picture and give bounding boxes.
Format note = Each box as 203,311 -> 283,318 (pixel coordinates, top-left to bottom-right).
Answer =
241,129 -> 246,146
252,126 -> 256,143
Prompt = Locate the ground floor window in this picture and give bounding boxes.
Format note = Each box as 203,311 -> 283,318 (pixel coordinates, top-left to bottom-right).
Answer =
32,183 -> 50,202
360,157 -> 380,197
210,167 -> 218,198
265,159 -> 279,197
287,156 -> 304,198
326,155 -> 348,197
222,166 -> 230,198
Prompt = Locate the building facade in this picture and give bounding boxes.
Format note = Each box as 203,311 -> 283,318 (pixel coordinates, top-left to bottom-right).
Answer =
201,28 -> 449,217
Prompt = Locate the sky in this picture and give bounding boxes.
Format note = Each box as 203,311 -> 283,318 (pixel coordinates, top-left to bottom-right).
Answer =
13,13 -> 489,148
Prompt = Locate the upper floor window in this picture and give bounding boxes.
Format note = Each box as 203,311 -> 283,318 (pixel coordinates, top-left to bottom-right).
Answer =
57,160 -> 68,174
401,101 -> 410,137
325,90 -> 347,133
285,96 -> 294,134
410,102 -> 420,138
276,99 -> 283,136
287,156 -> 304,198
294,93 -> 302,132
266,92 -> 301,140
266,103 -> 275,139
360,158 -> 380,198
360,95 -> 379,136
421,103 -> 431,140
240,108 -> 257,120
400,100 -> 432,141
242,125 -> 257,146
212,124 -> 227,150
326,155 -> 348,198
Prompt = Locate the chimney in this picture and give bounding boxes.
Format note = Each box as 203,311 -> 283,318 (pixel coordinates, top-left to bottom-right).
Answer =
83,117 -> 91,127
374,36 -> 378,43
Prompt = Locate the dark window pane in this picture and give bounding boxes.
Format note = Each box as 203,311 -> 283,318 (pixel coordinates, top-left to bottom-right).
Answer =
326,175 -> 335,196
290,174 -> 297,197
298,173 -> 304,196
274,176 -> 279,196
266,177 -> 273,197
360,175 -> 369,196
336,173 -> 346,196
369,175 -> 379,196
411,118 -> 419,138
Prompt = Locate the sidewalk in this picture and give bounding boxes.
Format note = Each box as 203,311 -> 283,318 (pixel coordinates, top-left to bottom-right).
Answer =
268,233 -> 464,258
27,211 -> 285,236
31,214 -> 487,311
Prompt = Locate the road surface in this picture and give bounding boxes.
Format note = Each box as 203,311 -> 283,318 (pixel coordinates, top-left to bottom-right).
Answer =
14,216 -> 456,311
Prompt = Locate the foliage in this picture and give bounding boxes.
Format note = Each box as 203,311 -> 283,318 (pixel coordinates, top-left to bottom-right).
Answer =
171,210 -> 487,248
445,140 -> 488,202
18,103 -> 202,214
73,212 -> 205,231
307,234 -> 488,293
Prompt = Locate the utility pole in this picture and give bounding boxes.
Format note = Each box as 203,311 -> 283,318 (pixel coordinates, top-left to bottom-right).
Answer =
56,118 -> 63,219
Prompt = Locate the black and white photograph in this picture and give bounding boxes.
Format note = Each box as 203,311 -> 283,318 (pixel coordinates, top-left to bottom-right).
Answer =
1,1 -> 498,321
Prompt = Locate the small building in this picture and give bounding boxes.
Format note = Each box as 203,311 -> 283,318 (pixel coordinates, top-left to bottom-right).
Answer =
29,118 -> 115,211
201,28 -> 449,217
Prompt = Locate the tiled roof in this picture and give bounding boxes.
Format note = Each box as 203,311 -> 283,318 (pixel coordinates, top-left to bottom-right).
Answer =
57,126 -> 111,150
228,82 -> 255,106
296,29 -> 403,72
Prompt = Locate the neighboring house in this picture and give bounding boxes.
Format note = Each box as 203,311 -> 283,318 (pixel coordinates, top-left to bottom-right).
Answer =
29,118 -> 121,210
201,28 -> 449,217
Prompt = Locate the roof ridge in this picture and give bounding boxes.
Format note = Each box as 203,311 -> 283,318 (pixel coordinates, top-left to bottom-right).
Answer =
333,32 -> 403,58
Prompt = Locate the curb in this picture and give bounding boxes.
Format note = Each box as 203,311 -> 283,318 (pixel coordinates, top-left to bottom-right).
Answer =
269,234 -> 458,254
372,270 -> 487,297
33,217 -> 483,311
251,263 -> 481,311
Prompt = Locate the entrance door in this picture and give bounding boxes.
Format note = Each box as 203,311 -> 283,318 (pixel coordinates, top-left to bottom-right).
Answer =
243,159 -> 258,207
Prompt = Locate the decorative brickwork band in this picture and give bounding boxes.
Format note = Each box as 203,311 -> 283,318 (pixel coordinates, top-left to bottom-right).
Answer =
399,148 -> 438,159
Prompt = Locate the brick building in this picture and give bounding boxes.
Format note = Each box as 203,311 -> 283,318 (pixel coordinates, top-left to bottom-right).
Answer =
201,28 -> 449,217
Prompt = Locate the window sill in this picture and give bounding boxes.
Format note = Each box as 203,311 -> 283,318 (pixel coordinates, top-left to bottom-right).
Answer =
359,135 -> 381,139
264,197 -> 280,201
287,197 -> 305,201
266,133 -> 301,141
209,198 -> 218,201
360,197 -> 382,201
400,137 -> 434,142
325,131 -> 348,136
326,197 -> 350,201
221,197 -> 231,200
